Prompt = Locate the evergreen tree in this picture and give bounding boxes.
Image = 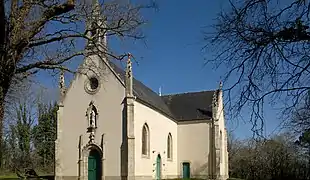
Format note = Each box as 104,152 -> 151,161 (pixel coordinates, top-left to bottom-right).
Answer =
32,102 -> 57,172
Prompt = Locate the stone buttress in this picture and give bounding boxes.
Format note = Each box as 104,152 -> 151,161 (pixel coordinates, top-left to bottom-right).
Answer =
55,70 -> 65,180
210,83 -> 222,180
124,54 -> 136,180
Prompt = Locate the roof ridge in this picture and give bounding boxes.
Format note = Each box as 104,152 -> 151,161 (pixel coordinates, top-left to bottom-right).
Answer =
108,61 -> 161,97
107,61 -> 142,96
161,90 -> 216,97
107,61 -> 175,119
107,61 -> 215,122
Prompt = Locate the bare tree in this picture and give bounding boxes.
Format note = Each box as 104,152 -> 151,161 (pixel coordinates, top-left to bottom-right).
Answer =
204,0 -> 310,136
229,133 -> 309,180
0,0 -> 155,167
290,91 -> 310,134
2,81 -> 59,173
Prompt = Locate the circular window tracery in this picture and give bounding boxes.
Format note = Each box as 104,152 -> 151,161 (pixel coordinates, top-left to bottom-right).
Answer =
85,76 -> 100,94
89,77 -> 99,90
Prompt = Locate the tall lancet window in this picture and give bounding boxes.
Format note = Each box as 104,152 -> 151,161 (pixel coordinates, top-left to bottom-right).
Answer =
167,133 -> 173,160
142,123 -> 150,157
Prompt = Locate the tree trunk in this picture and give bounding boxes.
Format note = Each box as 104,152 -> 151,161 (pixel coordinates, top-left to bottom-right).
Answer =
0,87 -> 5,169
0,76 -> 11,169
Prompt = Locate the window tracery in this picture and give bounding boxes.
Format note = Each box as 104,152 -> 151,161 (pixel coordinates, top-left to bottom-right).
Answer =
167,133 -> 173,160
142,123 -> 150,157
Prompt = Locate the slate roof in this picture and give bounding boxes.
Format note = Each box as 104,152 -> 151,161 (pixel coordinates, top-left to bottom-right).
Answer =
162,91 -> 215,121
108,62 -> 215,122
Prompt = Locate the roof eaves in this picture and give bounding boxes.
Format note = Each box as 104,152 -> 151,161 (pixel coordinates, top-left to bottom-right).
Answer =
61,57 -> 126,104
62,61 -> 86,102
104,60 -> 125,87
177,118 -> 212,124
162,90 -> 216,97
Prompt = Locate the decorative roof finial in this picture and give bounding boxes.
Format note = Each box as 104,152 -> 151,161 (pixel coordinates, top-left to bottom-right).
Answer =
126,53 -> 132,77
125,53 -> 134,97
85,0 -> 107,52
59,70 -> 65,90
212,90 -> 218,108
212,90 -> 218,120
219,81 -> 223,90
59,69 -> 66,103
159,86 -> 162,96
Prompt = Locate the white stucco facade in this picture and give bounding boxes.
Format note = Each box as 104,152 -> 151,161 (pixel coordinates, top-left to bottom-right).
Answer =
54,0 -> 229,179
55,54 -> 229,180
55,56 -> 126,180
134,101 -> 178,180
177,121 -> 211,177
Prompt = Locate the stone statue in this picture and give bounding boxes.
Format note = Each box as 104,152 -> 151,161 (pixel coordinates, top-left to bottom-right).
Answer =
86,101 -> 97,128
90,108 -> 96,127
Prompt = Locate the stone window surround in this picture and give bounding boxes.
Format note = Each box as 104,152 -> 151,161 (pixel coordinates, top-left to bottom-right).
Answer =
167,133 -> 173,161
141,123 -> 150,158
84,75 -> 101,95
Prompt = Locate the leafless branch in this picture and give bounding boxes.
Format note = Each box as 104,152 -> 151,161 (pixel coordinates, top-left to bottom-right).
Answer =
204,0 -> 310,137
0,0 -> 156,167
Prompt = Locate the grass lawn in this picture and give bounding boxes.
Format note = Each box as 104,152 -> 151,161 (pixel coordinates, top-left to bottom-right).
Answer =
0,175 -> 18,179
0,172 -> 54,180
0,175 -> 244,180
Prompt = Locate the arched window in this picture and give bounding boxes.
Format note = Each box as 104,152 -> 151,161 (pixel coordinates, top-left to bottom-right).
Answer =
142,123 -> 149,156
167,133 -> 173,160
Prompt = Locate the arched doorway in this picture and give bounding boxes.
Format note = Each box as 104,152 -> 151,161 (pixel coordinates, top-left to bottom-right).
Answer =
155,154 -> 162,180
88,149 -> 102,180
182,162 -> 190,179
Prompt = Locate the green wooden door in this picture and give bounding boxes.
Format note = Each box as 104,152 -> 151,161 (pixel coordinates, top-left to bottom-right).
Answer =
182,162 -> 190,179
155,154 -> 161,180
88,149 -> 101,180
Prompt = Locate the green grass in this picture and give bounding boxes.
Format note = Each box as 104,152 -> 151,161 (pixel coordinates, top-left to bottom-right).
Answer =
0,175 -> 54,180
0,175 -> 18,179
0,172 -> 53,179
0,175 -> 243,180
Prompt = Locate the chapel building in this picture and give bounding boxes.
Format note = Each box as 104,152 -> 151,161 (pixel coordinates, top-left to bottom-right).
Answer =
54,1 -> 229,180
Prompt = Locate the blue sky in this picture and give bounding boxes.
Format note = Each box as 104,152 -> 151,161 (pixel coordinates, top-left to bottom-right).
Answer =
36,0 -> 284,139
113,0 -> 284,139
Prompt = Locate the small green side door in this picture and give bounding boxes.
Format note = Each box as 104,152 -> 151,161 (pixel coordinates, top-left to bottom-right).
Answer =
155,154 -> 162,180
182,162 -> 190,179
88,150 -> 101,180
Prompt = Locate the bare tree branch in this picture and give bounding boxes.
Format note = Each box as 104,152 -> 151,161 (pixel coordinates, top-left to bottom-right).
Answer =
204,0 -> 310,137
0,0 -> 156,167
